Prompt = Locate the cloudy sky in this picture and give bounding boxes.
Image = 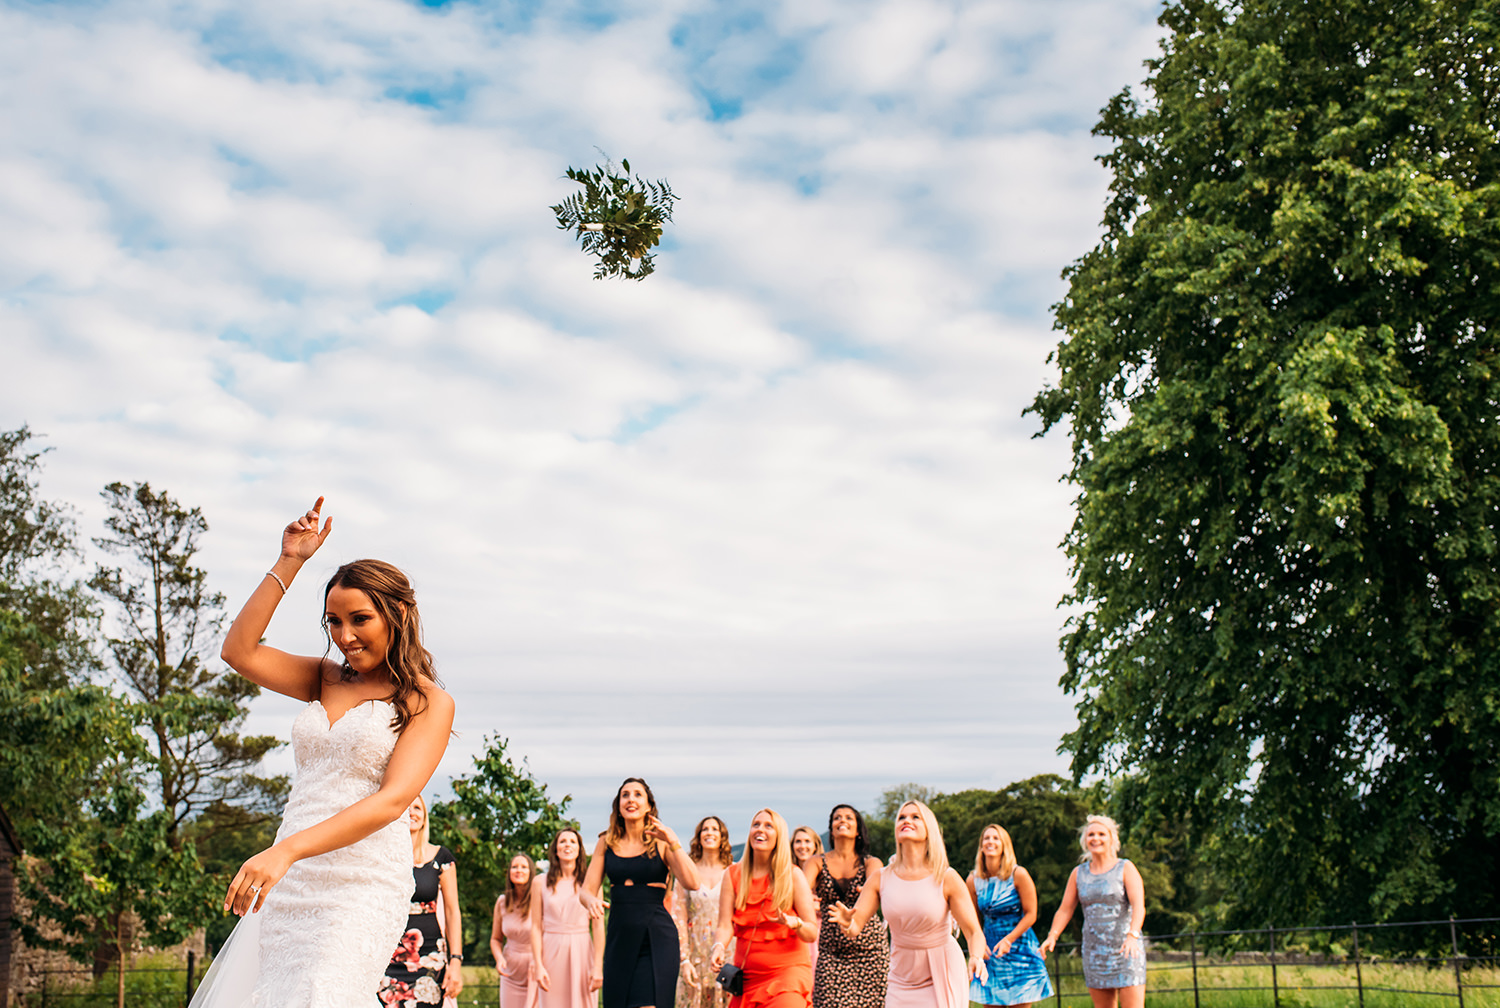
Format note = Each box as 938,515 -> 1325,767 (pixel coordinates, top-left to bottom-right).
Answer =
2,0 -> 1166,842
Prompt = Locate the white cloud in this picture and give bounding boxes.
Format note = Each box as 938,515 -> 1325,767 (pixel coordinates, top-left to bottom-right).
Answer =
1,0 -> 1164,836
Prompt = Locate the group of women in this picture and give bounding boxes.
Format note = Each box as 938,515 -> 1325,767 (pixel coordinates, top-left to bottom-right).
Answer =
194,500 -> 1145,1008
486,783 -> 1148,1008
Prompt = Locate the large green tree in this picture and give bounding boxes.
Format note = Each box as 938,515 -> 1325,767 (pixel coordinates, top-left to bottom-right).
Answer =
1031,0 -> 1500,927
429,736 -> 576,963
91,482 -> 285,843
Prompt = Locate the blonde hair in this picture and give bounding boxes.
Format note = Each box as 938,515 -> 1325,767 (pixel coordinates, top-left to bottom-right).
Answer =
1077,814 -> 1122,860
791,825 -> 824,866
897,801 -> 949,885
409,794 -> 431,847
973,823 -> 1016,880
735,808 -> 796,915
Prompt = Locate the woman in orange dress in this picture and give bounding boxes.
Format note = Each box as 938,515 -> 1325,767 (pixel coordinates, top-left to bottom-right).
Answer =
709,809 -> 816,1008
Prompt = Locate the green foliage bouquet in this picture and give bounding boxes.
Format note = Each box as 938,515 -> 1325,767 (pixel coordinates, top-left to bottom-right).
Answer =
551,157 -> 678,280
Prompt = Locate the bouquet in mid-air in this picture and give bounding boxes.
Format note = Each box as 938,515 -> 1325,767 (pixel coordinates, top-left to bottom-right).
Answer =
551,157 -> 678,281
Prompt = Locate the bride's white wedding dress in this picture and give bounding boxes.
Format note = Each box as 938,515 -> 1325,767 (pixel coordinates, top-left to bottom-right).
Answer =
192,699 -> 411,1008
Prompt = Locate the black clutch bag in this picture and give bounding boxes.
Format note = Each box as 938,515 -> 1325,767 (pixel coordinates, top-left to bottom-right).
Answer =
715,963 -> 744,996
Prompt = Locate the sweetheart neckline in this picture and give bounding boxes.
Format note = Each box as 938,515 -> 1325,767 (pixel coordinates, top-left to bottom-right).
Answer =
310,697 -> 393,730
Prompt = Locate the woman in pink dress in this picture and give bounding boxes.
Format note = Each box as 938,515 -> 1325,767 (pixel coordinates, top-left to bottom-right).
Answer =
532,829 -> 605,1008
831,802 -> 987,1008
491,853 -> 540,1008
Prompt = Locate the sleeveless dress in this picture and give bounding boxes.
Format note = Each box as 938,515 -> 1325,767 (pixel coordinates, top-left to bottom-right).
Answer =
671,870 -> 727,1008
497,897 -> 539,1008
379,846 -> 457,1008
1076,861 -> 1145,989
602,848 -> 679,1008
538,877 -> 595,1008
812,857 -> 887,1008
880,872 -> 966,1008
189,700 -> 412,1008
968,875 -> 1052,1005
727,865 -> 812,1008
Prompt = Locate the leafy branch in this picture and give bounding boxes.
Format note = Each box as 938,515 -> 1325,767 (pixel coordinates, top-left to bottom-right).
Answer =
551,157 -> 678,281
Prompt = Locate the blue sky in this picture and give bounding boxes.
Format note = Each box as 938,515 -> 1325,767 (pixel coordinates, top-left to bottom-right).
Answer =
0,0 -> 1167,843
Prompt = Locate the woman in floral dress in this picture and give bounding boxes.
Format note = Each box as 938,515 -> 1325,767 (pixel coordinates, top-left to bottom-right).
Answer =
672,816 -> 733,1008
379,795 -> 463,1008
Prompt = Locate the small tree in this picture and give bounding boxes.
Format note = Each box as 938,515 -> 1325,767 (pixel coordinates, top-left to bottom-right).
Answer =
22,767 -> 217,1008
551,157 -> 678,280
90,482 -> 285,844
0,425 -> 98,690
429,735 -> 576,962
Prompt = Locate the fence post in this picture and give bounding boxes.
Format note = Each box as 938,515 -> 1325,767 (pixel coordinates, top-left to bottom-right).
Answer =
1352,923 -> 1364,1008
1450,916 -> 1465,1008
1052,941 -> 1062,1006
186,950 -> 196,1007
1268,925 -> 1279,1008
40,970 -> 47,1008
1189,929 -> 1200,1008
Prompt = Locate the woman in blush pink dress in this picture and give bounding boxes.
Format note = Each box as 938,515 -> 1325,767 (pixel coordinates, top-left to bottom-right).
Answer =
533,829 -> 605,1008
491,854 -> 540,1008
831,802 -> 987,1008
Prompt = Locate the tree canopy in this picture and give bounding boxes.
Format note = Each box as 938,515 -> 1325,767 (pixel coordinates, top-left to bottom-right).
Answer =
1031,0 -> 1500,926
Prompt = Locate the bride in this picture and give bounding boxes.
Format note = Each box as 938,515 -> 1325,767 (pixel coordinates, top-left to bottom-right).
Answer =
201,497 -> 454,1008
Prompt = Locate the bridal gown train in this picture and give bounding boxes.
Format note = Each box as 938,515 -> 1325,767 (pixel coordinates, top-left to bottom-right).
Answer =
191,699 -> 411,1008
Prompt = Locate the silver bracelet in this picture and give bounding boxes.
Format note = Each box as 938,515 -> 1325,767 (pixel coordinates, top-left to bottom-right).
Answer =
266,570 -> 288,594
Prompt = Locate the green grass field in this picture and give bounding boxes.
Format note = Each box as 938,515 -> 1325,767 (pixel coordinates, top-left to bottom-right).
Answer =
33,953 -> 1498,1007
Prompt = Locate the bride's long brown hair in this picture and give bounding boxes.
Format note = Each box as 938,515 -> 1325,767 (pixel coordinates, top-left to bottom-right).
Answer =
323,559 -> 437,731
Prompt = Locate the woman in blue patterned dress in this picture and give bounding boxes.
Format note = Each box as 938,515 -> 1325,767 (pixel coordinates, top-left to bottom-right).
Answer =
1038,816 -> 1146,1008
967,825 -> 1052,1007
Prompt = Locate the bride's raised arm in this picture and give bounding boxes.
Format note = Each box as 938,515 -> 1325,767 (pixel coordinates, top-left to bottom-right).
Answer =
221,497 -> 336,701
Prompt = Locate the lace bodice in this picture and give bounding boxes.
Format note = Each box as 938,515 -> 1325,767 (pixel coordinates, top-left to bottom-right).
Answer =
277,699 -> 400,837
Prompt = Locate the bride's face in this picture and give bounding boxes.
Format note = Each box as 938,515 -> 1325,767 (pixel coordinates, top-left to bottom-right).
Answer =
325,586 -> 391,675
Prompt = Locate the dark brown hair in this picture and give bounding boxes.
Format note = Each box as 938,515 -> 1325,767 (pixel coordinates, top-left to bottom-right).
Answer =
323,559 -> 437,732
502,852 -> 536,920
545,828 -> 588,890
690,816 -> 733,867
603,777 -> 665,857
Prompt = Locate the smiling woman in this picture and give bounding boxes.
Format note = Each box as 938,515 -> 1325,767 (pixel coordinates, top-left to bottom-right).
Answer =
189,497 -> 455,1008
581,778 -> 702,1008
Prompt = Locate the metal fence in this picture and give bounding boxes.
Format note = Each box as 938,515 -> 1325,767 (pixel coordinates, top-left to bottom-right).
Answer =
25,915 -> 1500,1008
1045,916 -> 1500,1007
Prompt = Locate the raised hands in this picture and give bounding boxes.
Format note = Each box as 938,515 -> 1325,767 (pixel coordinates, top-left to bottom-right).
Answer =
829,900 -> 856,936
281,496 -> 333,562
643,815 -> 679,849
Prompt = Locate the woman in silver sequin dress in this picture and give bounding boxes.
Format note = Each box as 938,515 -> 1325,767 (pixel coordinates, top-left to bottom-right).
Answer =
1038,816 -> 1146,1008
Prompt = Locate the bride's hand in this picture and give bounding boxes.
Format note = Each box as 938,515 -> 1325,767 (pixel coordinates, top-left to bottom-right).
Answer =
281,497 -> 333,562
225,844 -> 294,915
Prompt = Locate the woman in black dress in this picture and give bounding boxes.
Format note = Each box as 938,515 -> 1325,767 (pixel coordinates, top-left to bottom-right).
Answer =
379,795 -> 463,1008
801,804 -> 887,1008
581,778 -> 701,1008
